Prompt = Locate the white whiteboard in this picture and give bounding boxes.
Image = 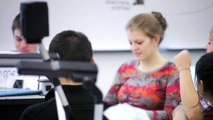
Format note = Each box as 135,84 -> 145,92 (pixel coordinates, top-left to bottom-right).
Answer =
0,0 -> 213,51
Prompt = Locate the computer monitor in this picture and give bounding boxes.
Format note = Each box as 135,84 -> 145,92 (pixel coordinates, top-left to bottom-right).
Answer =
0,52 -> 59,91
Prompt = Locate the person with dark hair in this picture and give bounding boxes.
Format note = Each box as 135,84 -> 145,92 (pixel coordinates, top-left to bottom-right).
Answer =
103,11 -> 180,120
49,30 -> 93,62
12,14 -> 37,53
6,14 -> 38,90
173,50 -> 213,120
173,27 -> 213,120
196,53 -> 213,120
20,30 -> 102,120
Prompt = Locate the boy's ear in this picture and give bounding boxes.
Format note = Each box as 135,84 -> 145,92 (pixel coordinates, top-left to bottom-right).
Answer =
91,58 -> 95,64
199,80 -> 204,93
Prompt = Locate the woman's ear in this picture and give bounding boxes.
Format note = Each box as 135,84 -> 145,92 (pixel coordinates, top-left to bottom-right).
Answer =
198,80 -> 204,95
200,80 -> 204,92
153,34 -> 161,46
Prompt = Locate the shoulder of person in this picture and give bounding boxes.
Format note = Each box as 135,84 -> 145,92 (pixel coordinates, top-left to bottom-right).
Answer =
165,61 -> 178,70
115,60 -> 139,75
119,59 -> 138,67
159,61 -> 179,77
21,100 -> 52,119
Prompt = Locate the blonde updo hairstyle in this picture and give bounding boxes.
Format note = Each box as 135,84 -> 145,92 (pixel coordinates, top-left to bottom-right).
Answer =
126,11 -> 167,45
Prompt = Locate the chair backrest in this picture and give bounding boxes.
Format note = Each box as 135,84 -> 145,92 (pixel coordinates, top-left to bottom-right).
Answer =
69,85 -> 103,120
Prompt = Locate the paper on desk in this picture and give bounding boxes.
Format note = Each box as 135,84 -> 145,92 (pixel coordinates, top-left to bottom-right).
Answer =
104,103 -> 150,120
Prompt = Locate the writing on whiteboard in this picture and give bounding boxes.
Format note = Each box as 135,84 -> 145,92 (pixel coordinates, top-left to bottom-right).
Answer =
0,67 -> 39,90
0,68 -> 17,81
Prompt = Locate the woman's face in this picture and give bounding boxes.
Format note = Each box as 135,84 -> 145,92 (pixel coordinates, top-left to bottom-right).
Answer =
127,29 -> 158,61
205,39 -> 213,53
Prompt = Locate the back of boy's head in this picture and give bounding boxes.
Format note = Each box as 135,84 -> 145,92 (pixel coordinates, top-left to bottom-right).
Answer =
196,52 -> 213,96
49,30 -> 93,62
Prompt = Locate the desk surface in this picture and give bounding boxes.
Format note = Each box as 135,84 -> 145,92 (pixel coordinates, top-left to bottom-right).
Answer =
0,94 -> 45,105
0,87 -> 42,96
0,94 -> 44,100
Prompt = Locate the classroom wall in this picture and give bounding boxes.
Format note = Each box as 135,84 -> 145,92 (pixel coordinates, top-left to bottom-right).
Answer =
0,0 -> 208,96
1,0 -> 213,51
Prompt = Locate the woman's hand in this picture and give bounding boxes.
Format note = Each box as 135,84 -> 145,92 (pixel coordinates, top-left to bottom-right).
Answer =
174,50 -> 191,71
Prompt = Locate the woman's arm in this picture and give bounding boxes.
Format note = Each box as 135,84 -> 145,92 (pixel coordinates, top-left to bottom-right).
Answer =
173,105 -> 188,120
174,50 -> 203,120
152,65 -> 181,120
103,74 -> 122,105
103,63 -> 128,105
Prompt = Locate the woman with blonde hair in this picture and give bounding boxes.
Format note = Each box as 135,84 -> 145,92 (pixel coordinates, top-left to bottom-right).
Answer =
104,11 -> 180,120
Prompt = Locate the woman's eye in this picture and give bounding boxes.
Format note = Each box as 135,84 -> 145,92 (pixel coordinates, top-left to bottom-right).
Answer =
137,42 -> 142,45
16,38 -> 23,42
208,42 -> 211,45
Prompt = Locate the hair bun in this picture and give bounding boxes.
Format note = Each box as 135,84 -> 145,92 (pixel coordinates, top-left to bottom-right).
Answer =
152,11 -> 167,31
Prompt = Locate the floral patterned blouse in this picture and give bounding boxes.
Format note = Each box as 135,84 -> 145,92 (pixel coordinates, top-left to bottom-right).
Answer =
103,60 -> 180,120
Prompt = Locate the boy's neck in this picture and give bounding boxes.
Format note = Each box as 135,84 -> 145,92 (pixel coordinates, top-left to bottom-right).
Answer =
59,77 -> 82,85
